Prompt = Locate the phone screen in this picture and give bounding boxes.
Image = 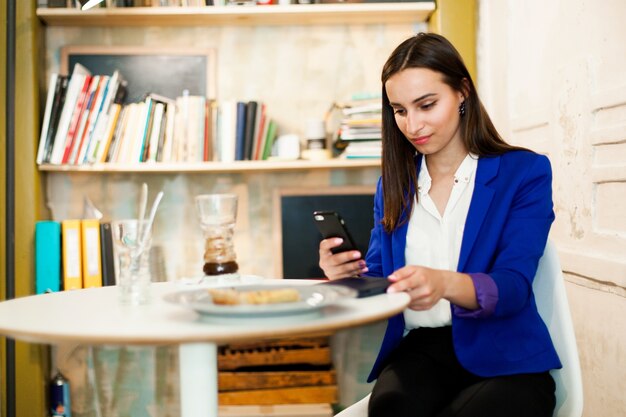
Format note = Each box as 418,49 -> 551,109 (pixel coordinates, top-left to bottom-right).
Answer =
313,211 -> 357,254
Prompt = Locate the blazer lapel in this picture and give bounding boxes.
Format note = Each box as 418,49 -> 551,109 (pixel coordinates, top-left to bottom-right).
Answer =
458,156 -> 500,271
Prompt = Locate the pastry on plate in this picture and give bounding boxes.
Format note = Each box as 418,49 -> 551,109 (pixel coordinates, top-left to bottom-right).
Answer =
208,287 -> 301,305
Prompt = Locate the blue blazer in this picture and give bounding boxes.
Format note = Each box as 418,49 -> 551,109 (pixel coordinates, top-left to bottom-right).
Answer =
365,151 -> 562,382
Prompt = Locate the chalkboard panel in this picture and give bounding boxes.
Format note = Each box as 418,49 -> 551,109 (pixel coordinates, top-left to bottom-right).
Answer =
276,187 -> 376,279
61,46 -> 216,103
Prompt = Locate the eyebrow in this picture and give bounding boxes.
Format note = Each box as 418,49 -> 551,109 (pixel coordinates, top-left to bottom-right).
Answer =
389,93 -> 436,107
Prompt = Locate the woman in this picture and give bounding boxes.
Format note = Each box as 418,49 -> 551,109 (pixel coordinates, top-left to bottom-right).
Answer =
319,33 -> 561,417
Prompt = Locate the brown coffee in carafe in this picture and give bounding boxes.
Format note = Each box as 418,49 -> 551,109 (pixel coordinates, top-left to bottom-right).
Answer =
196,194 -> 239,277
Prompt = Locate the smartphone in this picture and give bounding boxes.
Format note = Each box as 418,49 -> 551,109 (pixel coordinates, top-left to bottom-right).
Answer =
313,210 -> 358,254
318,277 -> 390,298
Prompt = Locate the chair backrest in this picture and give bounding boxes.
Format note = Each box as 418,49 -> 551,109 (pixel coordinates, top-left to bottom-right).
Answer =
533,241 -> 584,417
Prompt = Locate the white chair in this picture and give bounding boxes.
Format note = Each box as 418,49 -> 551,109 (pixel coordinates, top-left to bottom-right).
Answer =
335,241 -> 583,417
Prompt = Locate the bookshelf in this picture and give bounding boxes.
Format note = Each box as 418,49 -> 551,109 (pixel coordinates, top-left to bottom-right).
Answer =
35,3 -> 432,174
37,3 -> 435,27
38,158 -> 380,173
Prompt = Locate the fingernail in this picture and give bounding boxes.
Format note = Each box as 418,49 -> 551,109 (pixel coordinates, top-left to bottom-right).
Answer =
335,238 -> 343,244
358,261 -> 366,268
388,274 -> 397,281
387,286 -> 397,293
352,252 -> 361,259
361,267 -> 369,273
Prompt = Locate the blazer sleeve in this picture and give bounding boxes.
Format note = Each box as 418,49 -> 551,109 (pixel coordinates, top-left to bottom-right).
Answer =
488,154 -> 555,318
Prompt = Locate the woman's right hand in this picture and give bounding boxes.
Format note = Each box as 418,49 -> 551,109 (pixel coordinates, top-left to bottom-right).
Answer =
318,238 -> 368,280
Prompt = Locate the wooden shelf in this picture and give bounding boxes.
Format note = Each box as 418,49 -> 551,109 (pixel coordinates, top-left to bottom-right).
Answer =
37,3 -> 435,27
38,158 -> 380,174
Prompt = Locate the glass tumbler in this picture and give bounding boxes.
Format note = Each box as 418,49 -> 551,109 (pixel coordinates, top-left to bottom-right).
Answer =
195,194 -> 239,277
111,219 -> 152,305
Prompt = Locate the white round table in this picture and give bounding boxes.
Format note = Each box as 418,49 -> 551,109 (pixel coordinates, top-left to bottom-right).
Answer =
0,280 -> 409,417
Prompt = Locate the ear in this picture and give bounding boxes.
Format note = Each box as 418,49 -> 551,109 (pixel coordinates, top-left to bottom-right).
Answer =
459,78 -> 470,101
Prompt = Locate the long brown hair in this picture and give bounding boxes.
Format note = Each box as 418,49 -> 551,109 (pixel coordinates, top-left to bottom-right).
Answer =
380,32 -> 525,232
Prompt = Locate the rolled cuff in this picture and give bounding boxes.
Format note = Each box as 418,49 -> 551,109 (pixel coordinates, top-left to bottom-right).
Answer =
452,272 -> 498,318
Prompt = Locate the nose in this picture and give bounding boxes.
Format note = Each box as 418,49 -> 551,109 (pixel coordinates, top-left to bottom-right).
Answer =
405,109 -> 424,136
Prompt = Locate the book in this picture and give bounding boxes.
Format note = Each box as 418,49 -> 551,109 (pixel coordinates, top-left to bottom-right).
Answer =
261,119 -> 277,160
243,101 -> 258,160
105,104 -> 130,163
80,219 -> 103,288
136,98 -> 154,162
36,73 -> 60,165
99,222 -> 116,286
217,100 -> 237,162
203,99 -> 211,162
148,102 -> 166,162
208,100 -> 219,162
35,221 -> 61,294
61,219 -> 83,291
41,75 -> 69,164
234,101 -> 247,161
252,103 -> 266,161
160,102 -> 176,162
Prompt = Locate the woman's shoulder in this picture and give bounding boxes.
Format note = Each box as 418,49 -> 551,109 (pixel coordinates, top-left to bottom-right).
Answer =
483,151 -> 552,190
494,149 -> 551,172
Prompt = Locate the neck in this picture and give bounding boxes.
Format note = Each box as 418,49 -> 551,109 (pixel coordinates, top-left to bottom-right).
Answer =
425,147 -> 468,178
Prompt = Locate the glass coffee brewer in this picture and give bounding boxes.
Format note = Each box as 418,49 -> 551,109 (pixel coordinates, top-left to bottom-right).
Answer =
195,194 -> 239,277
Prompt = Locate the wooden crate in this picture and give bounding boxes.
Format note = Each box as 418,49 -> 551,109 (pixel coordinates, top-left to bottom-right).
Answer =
218,337 -> 331,370
218,403 -> 333,417
219,370 -> 336,391
218,337 -> 336,406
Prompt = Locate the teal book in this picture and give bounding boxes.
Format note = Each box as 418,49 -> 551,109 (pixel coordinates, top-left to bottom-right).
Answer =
35,221 -> 61,294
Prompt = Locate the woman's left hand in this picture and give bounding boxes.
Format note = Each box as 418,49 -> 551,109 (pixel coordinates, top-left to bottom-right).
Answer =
388,266 -> 480,311
387,266 -> 449,311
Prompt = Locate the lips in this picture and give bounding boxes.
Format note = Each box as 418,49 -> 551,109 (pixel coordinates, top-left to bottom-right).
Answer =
411,135 -> 431,146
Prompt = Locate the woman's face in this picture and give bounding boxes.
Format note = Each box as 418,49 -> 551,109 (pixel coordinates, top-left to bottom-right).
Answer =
385,67 -> 466,157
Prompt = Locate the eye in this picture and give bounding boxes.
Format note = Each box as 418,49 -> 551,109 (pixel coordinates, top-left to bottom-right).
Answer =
392,108 -> 405,115
420,101 -> 436,110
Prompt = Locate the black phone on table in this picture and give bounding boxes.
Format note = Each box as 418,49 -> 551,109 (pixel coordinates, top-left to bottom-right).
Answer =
318,277 -> 390,298
313,210 -> 358,254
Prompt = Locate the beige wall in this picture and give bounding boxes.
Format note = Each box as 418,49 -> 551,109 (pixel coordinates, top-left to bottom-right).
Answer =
477,1 -> 626,415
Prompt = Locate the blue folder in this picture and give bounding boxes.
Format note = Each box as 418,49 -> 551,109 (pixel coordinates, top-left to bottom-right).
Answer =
35,221 -> 61,294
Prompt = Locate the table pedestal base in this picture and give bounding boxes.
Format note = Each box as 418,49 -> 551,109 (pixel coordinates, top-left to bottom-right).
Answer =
179,343 -> 218,416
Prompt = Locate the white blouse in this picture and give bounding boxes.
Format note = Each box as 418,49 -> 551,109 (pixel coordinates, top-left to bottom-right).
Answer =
404,153 -> 478,330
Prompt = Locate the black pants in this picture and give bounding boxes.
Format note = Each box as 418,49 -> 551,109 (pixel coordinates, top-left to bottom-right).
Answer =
368,327 -> 556,417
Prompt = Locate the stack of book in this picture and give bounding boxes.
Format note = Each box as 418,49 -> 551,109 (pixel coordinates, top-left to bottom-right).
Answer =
337,101 -> 382,159
36,64 -> 278,166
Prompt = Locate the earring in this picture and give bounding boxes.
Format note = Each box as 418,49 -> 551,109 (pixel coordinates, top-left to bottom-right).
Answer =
459,101 -> 466,117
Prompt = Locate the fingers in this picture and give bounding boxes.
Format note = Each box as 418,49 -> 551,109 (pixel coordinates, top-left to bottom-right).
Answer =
387,267 -> 416,293
319,238 -> 367,280
387,266 -> 442,310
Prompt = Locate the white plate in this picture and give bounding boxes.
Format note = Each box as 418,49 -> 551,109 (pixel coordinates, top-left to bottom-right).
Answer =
163,283 -> 357,318
176,274 -> 265,288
